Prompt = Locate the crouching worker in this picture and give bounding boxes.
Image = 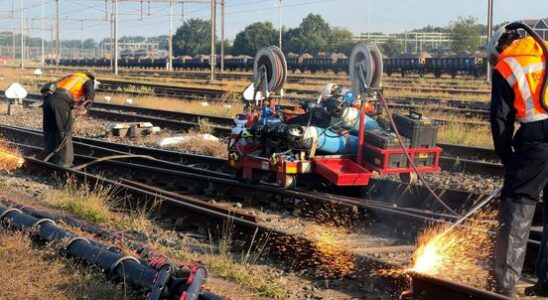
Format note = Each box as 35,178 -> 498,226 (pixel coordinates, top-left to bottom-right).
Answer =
40,71 -> 97,168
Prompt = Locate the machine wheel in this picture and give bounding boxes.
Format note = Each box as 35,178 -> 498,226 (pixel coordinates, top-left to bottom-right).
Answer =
400,172 -> 418,185
283,175 -> 297,189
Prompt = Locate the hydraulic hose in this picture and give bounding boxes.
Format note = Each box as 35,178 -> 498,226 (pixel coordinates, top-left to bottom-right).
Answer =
505,22 -> 548,111
378,91 -> 459,216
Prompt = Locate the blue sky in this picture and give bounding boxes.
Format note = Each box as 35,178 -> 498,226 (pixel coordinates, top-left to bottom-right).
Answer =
7,0 -> 548,40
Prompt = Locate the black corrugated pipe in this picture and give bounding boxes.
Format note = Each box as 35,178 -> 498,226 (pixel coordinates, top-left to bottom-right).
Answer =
0,198 -> 161,262
0,205 -> 214,300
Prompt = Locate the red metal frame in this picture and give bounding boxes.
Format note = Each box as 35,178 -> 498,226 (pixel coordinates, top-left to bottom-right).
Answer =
362,143 -> 442,174
313,157 -> 371,186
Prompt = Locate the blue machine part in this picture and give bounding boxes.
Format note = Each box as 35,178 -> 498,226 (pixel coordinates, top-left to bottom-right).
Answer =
306,126 -> 358,154
342,88 -> 354,103
350,115 -> 380,134
259,115 -> 283,125
261,106 -> 272,118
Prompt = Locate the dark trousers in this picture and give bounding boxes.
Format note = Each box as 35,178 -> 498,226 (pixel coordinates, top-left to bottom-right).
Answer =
42,92 -> 73,168
495,139 -> 548,293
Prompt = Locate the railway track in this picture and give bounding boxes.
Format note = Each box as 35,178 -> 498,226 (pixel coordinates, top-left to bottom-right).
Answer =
0,123 -> 529,299
94,80 -> 493,120
18,94 -> 503,176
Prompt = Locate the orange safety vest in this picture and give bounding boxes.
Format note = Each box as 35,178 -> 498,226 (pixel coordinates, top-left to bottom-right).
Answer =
495,36 -> 548,123
55,72 -> 91,102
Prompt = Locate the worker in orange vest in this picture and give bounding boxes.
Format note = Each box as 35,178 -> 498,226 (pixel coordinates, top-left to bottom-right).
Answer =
41,71 -> 96,167
489,22 -> 548,298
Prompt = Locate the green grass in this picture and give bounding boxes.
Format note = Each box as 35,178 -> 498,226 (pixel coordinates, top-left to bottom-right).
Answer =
438,121 -> 493,148
43,180 -> 113,224
42,179 -> 156,232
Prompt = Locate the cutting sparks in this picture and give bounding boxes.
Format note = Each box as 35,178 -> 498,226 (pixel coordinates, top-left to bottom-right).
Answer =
0,140 -> 24,171
375,210 -> 498,291
305,224 -> 355,278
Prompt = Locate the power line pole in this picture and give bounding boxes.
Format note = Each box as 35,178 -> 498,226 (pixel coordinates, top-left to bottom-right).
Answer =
56,0 -> 60,69
20,0 -> 24,69
278,0 -> 282,50
113,0 -> 118,75
168,0 -> 173,71
486,0 -> 494,82
110,9 -> 113,69
220,0 -> 224,72
41,0 -> 45,65
210,0 -> 215,81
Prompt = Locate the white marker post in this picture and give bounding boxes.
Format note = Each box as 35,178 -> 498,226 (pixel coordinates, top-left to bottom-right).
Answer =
5,82 -> 28,115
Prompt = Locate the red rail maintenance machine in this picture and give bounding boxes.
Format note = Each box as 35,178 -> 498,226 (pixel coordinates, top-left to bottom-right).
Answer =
228,44 -> 442,189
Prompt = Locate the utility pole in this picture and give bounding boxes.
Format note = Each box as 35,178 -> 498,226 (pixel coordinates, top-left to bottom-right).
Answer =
220,0 -> 224,72
12,32 -> 15,61
210,0 -> 216,81
56,0 -> 60,69
110,11 -> 113,69
113,0 -> 119,75
486,0 -> 494,82
20,0 -> 24,69
278,0 -> 282,50
41,0 -> 45,65
168,0 -> 173,71
11,0 -> 15,60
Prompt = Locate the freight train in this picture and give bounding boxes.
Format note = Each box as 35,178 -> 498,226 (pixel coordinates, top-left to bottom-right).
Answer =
46,51 -> 487,78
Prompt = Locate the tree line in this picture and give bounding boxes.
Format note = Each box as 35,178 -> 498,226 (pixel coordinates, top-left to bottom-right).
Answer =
173,14 -> 495,57
173,13 -> 357,57
0,14 -> 498,57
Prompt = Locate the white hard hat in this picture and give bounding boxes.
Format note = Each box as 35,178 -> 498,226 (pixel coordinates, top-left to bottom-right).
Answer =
488,23 -> 522,67
488,26 -> 507,68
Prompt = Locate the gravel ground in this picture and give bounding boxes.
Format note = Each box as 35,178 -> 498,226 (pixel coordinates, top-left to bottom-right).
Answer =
0,107 -> 228,158
0,168 -> 405,299
378,170 -> 502,195
0,107 -> 511,299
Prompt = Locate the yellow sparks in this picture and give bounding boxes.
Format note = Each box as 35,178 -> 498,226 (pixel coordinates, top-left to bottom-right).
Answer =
408,210 -> 498,290
305,224 -> 355,278
374,210 -> 499,293
0,140 -> 23,171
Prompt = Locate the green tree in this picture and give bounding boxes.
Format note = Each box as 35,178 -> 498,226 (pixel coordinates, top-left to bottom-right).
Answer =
328,27 -> 354,54
283,13 -> 331,54
380,37 -> 404,56
449,16 -> 482,52
173,18 -> 212,56
283,28 -> 305,53
232,22 -> 278,55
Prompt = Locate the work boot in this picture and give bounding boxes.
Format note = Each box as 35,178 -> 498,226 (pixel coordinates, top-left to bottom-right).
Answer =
524,282 -> 548,297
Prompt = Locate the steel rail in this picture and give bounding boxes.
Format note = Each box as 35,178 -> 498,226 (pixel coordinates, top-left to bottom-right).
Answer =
16,144 -> 513,300
0,124 -> 488,217
20,95 -> 500,162
406,272 -> 511,300
0,120 -> 502,180
0,129 -> 524,299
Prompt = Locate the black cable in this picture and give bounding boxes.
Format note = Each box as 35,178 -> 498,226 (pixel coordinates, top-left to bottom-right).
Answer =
378,91 -> 460,216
